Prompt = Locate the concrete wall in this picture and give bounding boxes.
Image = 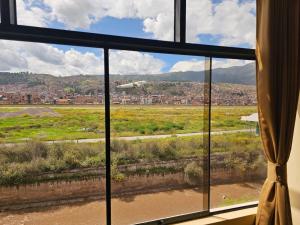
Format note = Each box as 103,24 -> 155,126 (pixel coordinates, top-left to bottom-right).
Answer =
0,167 -> 264,211
0,174 -> 183,211
288,94 -> 300,224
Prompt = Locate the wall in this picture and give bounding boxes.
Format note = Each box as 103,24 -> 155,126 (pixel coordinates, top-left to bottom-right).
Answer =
0,173 -> 182,211
0,167 -> 264,211
288,94 -> 300,224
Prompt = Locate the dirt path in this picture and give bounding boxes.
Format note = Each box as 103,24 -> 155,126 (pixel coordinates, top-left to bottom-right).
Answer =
0,182 -> 261,225
0,108 -> 60,119
1,129 -> 255,147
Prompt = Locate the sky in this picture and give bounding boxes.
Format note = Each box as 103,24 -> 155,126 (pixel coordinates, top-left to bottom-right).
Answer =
0,0 -> 256,76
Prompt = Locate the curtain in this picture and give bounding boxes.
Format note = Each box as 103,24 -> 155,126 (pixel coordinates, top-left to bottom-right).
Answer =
256,0 -> 300,225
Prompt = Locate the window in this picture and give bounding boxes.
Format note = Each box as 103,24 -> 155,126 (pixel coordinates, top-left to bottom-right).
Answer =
186,0 -> 256,48
0,41 -> 107,224
210,59 -> 266,209
0,1 -> 260,225
109,51 -> 207,224
16,0 -> 174,41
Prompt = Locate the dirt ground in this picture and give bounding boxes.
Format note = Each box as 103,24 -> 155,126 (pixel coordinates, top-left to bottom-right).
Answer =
0,182 -> 262,225
0,107 -> 60,118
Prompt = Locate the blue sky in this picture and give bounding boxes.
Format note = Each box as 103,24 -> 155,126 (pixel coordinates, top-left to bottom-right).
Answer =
0,0 -> 255,75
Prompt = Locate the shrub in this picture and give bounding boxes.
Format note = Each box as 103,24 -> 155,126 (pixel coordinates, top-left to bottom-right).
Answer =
63,149 -> 81,169
184,162 -> 203,185
49,144 -> 64,160
82,156 -> 101,167
0,131 -> 264,185
29,141 -> 49,159
111,158 -> 126,182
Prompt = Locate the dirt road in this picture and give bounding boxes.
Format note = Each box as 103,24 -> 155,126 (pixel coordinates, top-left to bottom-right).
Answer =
1,129 -> 255,147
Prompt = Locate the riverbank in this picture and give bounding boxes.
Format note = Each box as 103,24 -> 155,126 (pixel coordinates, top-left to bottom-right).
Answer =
0,182 -> 261,225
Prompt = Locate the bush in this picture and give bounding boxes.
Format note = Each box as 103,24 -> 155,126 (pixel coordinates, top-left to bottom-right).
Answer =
0,131 -> 264,185
0,163 -> 26,185
111,158 -> 126,182
82,156 -> 101,167
63,149 -> 82,169
184,162 -> 203,185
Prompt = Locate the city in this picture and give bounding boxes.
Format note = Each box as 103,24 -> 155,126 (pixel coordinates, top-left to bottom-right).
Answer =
0,81 -> 257,106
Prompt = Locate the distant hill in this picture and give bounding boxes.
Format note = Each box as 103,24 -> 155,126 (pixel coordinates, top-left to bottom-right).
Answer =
109,63 -> 255,85
0,63 -> 255,87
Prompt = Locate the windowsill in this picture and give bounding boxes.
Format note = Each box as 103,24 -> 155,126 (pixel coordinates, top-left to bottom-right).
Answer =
175,207 -> 257,225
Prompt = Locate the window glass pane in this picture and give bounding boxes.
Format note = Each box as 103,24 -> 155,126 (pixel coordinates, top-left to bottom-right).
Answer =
0,41 -> 106,225
109,50 -> 207,224
16,0 -> 174,41
186,0 -> 256,48
210,59 -> 266,209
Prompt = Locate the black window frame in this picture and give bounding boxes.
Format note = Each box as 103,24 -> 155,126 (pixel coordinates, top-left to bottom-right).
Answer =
0,1 -> 257,225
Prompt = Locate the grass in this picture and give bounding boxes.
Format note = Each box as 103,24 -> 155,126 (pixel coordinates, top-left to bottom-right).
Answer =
0,105 -> 257,143
220,195 -> 258,207
0,105 -> 264,185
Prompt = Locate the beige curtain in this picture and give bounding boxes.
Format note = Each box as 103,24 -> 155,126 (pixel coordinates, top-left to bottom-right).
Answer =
256,0 -> 300,225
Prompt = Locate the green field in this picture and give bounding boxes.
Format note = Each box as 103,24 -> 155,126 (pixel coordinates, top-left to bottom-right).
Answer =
0,105 -> 264,186
0,105 -> 257,143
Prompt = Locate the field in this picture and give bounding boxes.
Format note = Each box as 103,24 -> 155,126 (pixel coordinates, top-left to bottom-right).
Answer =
0,105 -> 264,186
0,104 -> 265,223
0,105 -> 257,143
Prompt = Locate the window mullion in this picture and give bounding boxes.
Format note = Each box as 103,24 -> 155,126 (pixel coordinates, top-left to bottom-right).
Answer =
203,56 -> 212,212
174,0 -> 186,43
0,0 -> 17,25
104,48 -> 112,225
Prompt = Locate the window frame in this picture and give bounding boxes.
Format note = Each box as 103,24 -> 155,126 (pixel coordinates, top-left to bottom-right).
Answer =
0,0 -> 257,225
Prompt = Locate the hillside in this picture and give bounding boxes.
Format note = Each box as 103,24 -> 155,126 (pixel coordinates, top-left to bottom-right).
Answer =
0,63 -> 255,87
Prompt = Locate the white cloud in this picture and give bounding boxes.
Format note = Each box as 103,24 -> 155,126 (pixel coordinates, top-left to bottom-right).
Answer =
0,41 -> 164,76
212,59 -> 253,69
42,0 -> 106,29
0,44 -> 28,71
109,50 -> 165,75
170,59 -> 204,72
20,0 -> 173,33
0,39 -> 251,76
210,0 -> 256,47
143,12 -> 174,41
185,0 -> 256,47
25,48 -> 104,76
16,0 -> 50,27
17,0 -> 255,46
6,1 -> 255,76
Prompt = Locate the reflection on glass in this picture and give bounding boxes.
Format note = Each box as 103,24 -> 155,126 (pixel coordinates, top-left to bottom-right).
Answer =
16,0 -> 174,41
210,59 -> 266,209
110,51 -> 207,225
186,0 -> 256,48
0,42 -> 105,225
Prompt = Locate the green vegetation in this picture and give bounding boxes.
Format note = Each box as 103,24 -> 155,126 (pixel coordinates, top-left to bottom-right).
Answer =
0,105 -> 257,143
220,195 -> 258,207
0,132 -> 264,186
0,105 -> 265,186
184,162 -> 203,185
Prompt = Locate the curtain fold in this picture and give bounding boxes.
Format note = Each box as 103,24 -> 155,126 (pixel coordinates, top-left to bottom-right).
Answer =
256,0 -> 300,225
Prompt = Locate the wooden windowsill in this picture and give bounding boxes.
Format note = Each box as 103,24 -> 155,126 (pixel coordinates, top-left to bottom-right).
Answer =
175,207 -> 257,225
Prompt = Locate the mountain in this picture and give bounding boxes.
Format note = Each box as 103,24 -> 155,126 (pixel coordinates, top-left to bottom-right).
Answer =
108,63 -> 255,85
0,63 -> 256,87
212,63 -> 256,85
